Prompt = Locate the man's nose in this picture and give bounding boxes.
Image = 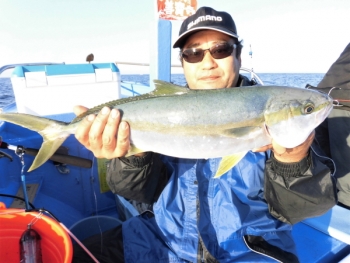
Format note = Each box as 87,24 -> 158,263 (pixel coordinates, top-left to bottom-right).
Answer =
201,50 -> 217,68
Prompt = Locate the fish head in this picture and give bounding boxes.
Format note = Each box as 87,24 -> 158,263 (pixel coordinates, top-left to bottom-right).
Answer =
264,87 -> 333,148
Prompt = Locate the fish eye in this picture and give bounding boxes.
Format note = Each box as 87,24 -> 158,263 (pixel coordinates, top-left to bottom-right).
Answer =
304,103 -> 315,114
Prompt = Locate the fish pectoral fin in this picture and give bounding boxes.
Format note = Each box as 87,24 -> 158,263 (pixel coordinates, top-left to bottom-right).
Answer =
27,135 -> 69,172
125,144 -> 145,157
222,126 -> 260,138
214,152 -> 247,178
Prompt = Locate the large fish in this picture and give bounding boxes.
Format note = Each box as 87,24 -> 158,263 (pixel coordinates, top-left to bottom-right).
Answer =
0,80 -> 333,177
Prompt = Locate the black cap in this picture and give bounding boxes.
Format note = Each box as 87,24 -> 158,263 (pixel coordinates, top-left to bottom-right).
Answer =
173,6 -> 239,49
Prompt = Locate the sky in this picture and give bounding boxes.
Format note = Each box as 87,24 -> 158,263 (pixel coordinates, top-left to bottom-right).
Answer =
0,0 -> 349,76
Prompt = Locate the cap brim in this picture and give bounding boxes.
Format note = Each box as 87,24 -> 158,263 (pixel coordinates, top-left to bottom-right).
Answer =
173,26 -> 239,48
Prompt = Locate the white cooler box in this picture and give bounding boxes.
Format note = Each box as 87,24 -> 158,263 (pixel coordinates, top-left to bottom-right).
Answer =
11,63 -> 121,116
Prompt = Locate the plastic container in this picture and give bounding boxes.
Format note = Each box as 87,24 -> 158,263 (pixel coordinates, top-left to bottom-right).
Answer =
0,203 -> 72,263
20,224 -> 43,263
10,63 -> 121,116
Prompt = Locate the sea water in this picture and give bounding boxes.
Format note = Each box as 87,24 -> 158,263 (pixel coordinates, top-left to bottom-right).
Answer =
0,73 -> 325,109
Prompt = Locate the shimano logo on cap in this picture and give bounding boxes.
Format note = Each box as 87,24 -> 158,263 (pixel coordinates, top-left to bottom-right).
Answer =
187,15 -> 223,30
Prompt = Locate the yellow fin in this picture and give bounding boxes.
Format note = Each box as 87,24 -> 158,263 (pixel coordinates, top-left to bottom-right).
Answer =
28,136 -> 69,172
153,80 -> 189,96
0,112 -> 72,172
214,152 -> 247,178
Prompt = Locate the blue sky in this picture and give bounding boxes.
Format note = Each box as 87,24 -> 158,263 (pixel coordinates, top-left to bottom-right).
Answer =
0,0 -> 349,75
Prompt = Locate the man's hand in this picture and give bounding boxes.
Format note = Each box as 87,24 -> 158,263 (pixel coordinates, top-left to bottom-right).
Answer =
253,131 -> 315,163
74,106 -> 132,159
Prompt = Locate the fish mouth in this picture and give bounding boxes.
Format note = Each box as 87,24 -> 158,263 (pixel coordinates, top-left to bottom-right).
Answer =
325,96 -> 334,115
314,98 -> 333,124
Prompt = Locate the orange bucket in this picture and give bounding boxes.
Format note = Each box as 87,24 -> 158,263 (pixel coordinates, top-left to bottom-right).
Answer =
0,203 -> 72,263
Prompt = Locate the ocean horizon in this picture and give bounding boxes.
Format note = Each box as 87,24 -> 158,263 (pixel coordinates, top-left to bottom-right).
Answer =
0,73 -> 325,108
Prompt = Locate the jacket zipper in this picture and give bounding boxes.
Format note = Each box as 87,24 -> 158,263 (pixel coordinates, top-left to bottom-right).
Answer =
199,243 -> 205,263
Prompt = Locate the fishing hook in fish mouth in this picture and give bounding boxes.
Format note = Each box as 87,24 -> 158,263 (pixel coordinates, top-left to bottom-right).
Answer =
333,100 -> 341,107
328,87 -> 343,107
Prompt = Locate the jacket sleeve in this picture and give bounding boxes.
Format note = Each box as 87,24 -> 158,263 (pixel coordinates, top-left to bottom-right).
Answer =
106,152 -> 170,204
264,143 -> 337,224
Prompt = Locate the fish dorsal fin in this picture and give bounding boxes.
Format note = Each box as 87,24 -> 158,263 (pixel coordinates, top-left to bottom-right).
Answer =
214,152 -> 247,178
71,80 -> 188,123
152,79 -> 189,96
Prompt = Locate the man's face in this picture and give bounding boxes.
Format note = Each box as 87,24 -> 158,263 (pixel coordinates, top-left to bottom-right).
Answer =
181,30 -> 241,90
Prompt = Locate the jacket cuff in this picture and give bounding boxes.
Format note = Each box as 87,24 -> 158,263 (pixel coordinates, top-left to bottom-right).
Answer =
118,152 -> 153,168
271,151 -> 311,178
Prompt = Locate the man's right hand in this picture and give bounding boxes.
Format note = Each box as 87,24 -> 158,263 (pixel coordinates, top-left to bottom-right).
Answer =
74,106 -> 132,159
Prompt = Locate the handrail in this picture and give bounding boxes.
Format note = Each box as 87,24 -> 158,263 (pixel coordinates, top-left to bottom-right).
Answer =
1,62 -> 264,86
115,61 -> 264,85
0,62 -> 65,75
115,61 -> 182,68
240,67 -> 264,85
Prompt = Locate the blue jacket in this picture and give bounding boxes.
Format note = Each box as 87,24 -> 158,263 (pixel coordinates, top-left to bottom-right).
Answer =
120,152 -> 298,262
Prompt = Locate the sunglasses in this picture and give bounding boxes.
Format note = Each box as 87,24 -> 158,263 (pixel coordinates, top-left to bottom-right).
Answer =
181,43 -> 236,63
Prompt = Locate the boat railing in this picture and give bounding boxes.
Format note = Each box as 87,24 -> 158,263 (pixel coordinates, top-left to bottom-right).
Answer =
0,62 -> 264,106
120,81 -> 142,97
240,67 -> 264,85
0,62 -> 65,76
1,62 -> 264,85
115,61 -> 265,87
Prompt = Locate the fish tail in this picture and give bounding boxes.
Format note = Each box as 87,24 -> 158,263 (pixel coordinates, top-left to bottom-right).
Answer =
27,133 -> 70,172
0,113 -> 72,171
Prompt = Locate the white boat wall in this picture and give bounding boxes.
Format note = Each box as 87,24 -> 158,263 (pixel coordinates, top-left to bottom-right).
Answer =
0,19 -> 350,263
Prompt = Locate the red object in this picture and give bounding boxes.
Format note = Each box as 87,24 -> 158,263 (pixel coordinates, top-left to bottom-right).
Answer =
157,0 -> 197,20
0,204 -> 72,263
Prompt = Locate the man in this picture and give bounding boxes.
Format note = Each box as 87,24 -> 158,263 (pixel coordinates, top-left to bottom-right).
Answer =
73,7 -> 336,263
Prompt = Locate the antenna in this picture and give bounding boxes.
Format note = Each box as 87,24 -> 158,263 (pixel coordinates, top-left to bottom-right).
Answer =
249,45 -> 254,79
